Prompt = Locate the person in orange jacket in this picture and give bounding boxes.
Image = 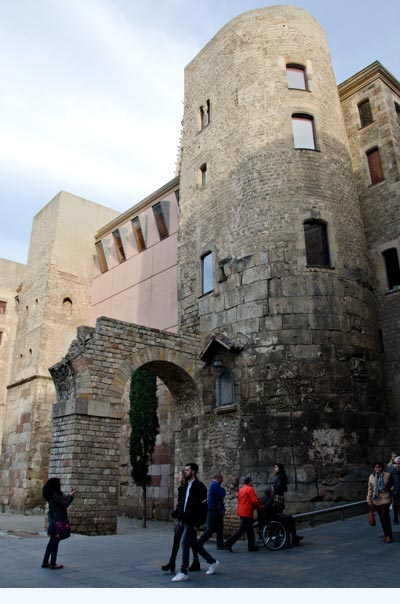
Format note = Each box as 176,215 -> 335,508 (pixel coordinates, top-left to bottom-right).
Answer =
224,475 -> 263,552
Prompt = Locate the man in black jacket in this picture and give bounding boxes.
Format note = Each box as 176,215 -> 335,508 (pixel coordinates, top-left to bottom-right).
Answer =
172,463 -> 220,582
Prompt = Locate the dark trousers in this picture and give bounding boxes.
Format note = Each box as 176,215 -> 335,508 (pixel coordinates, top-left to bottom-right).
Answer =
168,521 -> 199,568
376,503 -> 392,539
226,516 -> 256,550
43,534 -> 60,566
180,525 -> 199,573
198,509 -> 225,549
392,496 -> 399,523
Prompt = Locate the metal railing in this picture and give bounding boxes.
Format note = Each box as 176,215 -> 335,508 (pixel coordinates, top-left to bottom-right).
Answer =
293,500 -> 368,526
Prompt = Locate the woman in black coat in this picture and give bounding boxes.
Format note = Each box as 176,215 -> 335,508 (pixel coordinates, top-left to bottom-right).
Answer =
273,463 -> 288,497
42,477 -> 75,569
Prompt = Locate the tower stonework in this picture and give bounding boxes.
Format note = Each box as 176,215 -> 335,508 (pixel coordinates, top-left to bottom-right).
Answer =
0,192 -> 119,510
178,6 -> 384,502
339,63 -> 400,423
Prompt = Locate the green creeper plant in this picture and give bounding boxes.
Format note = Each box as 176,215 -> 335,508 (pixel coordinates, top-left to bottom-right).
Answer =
129,368 -> 159,527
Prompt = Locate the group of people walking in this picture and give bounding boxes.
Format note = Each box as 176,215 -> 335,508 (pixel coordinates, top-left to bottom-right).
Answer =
40,455 -> 400,578
162,462 -> 303,582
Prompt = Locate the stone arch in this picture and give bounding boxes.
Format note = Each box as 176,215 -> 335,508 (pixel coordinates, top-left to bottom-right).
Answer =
48,317 -> 202,535
112,347 -> 204,521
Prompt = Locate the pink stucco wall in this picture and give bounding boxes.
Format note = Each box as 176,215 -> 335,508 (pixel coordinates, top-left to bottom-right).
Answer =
90,186 -> 178,332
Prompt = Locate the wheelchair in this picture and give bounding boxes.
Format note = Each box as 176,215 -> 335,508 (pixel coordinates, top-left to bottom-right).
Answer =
260,519 -> 287,550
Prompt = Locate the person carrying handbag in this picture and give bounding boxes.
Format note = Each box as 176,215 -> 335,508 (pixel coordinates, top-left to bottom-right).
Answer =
42,477 -> 75,569
367,462 -> 393,543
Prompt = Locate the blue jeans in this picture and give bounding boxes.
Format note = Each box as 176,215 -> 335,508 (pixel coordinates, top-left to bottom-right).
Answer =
180,525 -> 199,573
198,509 -> 225,549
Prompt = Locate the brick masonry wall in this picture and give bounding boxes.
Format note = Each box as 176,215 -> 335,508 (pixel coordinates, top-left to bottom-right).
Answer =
50,415 -> 121,534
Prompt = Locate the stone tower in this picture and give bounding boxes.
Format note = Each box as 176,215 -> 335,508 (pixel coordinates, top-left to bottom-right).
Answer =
178,6 -> 384,502
0,192 -> 119,510
339,62 -> 400,424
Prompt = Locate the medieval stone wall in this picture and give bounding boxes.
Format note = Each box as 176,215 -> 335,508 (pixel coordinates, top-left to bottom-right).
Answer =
177,6 -> 385,505
339,66 -> 400,421
0,193 -> 119,510
49,317 -> 202,534
0,259 -> 25,457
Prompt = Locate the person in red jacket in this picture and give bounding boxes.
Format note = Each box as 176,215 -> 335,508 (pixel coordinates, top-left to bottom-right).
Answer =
224,475 -> 263,552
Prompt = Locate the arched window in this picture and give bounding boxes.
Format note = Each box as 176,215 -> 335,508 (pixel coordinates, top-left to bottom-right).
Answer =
292,114 -> 316,149
216,370 -> 235,406
286,64 -> 307,90
304,220 -> 330,267
63,297 -> 73,317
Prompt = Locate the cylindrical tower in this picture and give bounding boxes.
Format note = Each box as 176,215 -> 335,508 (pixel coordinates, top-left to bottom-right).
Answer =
178,6 -> 384,505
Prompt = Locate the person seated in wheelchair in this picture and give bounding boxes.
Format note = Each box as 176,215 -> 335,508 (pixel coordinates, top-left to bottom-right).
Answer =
258,487 -> 303,546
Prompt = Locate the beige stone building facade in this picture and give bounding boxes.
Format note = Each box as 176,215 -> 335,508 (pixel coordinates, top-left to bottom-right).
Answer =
0,192 -> 119,509
1,6 -> 399,533
0,259 -> 25,457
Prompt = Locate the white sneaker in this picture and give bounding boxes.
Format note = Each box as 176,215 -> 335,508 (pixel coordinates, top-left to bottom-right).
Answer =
206,560 -> 220,575
172,572 -> 189,582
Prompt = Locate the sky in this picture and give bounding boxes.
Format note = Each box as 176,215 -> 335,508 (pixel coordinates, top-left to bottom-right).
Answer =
0,0 -> 399,265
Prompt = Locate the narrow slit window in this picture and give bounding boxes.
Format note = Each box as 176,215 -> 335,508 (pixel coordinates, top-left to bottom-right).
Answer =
152,201 -> 169,240
200,105 -> 204,130
200,163 -> 208,186
358,99 -> 373,128
200,100 -> 211,129
304,220 -> 330,267
395,102 -> 400,126
292,114 -> 316,149
286,64 -> 307,90
202,252 -> 213,294
0,331 -> 3,345
204,99 -> 210,126
131,217 -> 146,252
95,241 -> 108,273
367,147 -> 384,185
0,300 -> 7,314
382,248 -> 400,291
112,229 -> 126,263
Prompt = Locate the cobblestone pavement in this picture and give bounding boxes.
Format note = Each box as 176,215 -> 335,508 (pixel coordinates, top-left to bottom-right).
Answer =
0,512 -> 399,588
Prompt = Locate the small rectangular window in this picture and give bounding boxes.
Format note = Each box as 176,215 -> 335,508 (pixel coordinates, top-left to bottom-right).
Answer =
95,241 -> 108,273
112,229 -> 126,263
0,331 -> 3,345
358,99 -> 373,128
367,147 -> 384,185
200,163 -> 208,186
152,201 -> 169,240
292,114 -> 316,150
286,65 -> 307,90
131,217 -> 146,252
0,301 -> 6,315
202,252 -> 213,294
304,221 -> 330,267
383,248 -> 400,291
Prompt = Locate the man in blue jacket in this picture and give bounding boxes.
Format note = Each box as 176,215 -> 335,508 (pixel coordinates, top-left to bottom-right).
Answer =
197,473 -> 226,553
